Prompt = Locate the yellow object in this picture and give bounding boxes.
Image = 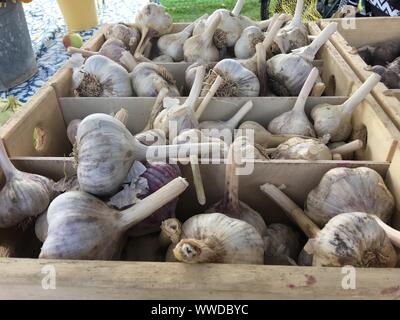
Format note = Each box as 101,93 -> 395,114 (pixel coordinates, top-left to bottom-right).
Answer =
57,0 -> 98,32
270,0 -> 322,21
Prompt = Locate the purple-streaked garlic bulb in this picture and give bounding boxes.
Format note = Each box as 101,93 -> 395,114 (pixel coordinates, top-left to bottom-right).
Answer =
0,140 -> 55,228
134,3 -> 173,56
311,73 -> 381,142
173,213 -> 264,264
39,177 -> 188,260
266,22 -> 337,96
260,183 -> 397,267
274,0 -> 309,53
157,23 -> 195,62
305,167 -> 394,227
206,140 -> 267,235
268,67 -> 318,137
127,162 -> 182,236
104,23 -> 141,54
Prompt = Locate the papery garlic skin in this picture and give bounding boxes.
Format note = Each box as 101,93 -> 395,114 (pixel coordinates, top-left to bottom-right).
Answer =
305,167 -> 394,227
135,3 -> 173,37
202,59 -> 260,97
157,23 -> 195,62
173,213 -> 264,264
104,23 -> 141,54
72,55 -> 133,97
308,212 -> 397,267
40,191 -> 124,260
207,9 -> 242,48
234,26 -> 264,59
131,62 -> 179,97
271,137 -> 332,160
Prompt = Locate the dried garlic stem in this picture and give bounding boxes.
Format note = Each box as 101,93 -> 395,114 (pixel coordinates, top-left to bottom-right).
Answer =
0,140 -> 15,180
67,47 -> 97,57
118,177 -> 188,231
190,154 -> 206,205
114,108 -> 129,126
231,0 -> 245,16
195,75 -> 223,119
256,43 -> 268,95
330,139 -> 363,155
182,65 -> 206,110
260,183 -> 320,238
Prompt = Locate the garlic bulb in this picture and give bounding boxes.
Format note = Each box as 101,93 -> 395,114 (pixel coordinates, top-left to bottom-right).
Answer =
127,162 -> 182,236
185,61 -> 212,91
274,0 -> 308,53
268,67 -> 318,137
39,177 -> 188,260
67,119 -> 81,145
270,137 -> 363,160
308,212 -> 397,267
238,14 -> 286,75
266,22 -> 337,96
201,59 -> 259,97
157,23 -> 195,62
192,14 -> 209,36
198,100 -> 253,138
372,216 -> 400,249
305,167 -> 394,227
260,183 -> 397,267
153,66 -> 205,140
270,137 -> 331,160
238,121 -> 302,147
0,140 -> 55,228
206,0 -> 245,49
135,129 -> 167,146
234,26 -> 264,59
173,213 -> 264,264
68,38 -> 128,65
153,55 -> 174,62
183,13 -> 222,63
35,211 -> 48,242
104,23 -> 141,54
206,141 -> 267,235
370,56 -> 400,89
134,3 -> 173,56
311,73 -> 381,141
264,223 -> 301,265
125,58 -> 180,97
76,113 -> 207,196
71,54 -> 133,97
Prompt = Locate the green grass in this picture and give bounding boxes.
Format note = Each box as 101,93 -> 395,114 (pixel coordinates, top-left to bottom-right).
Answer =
160,0 -> 262,22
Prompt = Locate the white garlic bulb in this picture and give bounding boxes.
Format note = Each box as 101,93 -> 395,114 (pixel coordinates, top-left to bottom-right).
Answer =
270,137 -> 331,160
206,141 -> 267,235
67,119 -> 81,145
130,61 -> 180,97
173,213 -> 264,264
201,59 -> 260,97
266,22 -> 337,96
183,13 -> 222,63
134,3 -> 173,55
260,183 -> 397,267
307,212 -> 397,267
305,167 -> 394,227
157,23 -> 195,62
273,0 -> 309,54
207,0 -> 245,48
311,73 -> 381,142
70,54 -> 133,97
39,178 -> 188,260
185,61 -> 212,91
268,67 -> 318,137
0,140 -> 55,228
234,26 -> 264,59
35,211 -> 48,242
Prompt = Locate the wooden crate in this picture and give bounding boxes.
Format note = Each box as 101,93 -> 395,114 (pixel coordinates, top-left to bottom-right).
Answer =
319,17 -> 400,129
0,22 -> 399,299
